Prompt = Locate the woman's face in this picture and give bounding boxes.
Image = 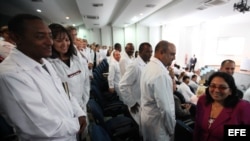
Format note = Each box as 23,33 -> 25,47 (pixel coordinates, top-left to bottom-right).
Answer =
209,76 -> 232,102
53,33 -> 70,55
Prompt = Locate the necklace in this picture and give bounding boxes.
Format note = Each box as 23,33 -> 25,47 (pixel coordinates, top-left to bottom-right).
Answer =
208,117 -> 215,129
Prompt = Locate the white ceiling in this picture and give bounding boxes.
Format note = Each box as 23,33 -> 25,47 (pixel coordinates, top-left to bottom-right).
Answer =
0,0 -> 249,28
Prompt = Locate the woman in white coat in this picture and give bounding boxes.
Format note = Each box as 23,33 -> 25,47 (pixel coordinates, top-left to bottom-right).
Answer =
47,23 -> 90,113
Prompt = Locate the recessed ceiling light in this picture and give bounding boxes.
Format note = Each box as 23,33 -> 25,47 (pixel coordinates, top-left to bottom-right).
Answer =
92,3 -> 103,7
36,9 -> 42,12
72,24 -> 76,26
66,17 -> 70,20
140,13 -> 144,16
145,4 -> 155,8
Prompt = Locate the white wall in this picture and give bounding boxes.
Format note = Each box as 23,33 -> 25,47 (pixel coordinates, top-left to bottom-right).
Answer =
77,19 -> 250,70
101,26 -> 112,46
135,24 -> 149,50
112,27 -> 125,48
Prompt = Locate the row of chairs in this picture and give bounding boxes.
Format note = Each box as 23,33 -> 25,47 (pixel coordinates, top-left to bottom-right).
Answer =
88,59 -> 140,141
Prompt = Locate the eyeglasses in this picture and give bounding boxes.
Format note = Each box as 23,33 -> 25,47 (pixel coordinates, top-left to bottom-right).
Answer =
208,84 -> 229,91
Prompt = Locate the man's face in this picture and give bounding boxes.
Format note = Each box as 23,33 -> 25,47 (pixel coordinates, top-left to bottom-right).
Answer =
69,29 -> 77,42
15,19 -> 53,63
220,62 -> 235,76
113,51 -> 121,62
161,44 -> 176,66
125,44 -> 134,57
140,45 -> 153,62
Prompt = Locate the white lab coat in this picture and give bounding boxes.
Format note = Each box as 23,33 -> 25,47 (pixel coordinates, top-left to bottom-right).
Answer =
0,48 -> 85,141
108,59 -> 122,99
177,82 -> 196,104
48,55 -> 90,113
140,57 -> 176,141
119,51 -> 134,77
119,56 -> 146,125
243,87 -> 250,102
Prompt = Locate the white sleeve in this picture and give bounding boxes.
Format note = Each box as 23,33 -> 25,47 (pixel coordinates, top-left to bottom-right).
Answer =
119,64 -> 137,107
119,58 -> 128,77
154,74 -> 176,135
0,75 -> 79,138
70,94 -> 86,117
108,63 -> 115,88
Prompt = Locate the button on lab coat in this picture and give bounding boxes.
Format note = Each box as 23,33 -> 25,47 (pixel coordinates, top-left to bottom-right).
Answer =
0,49 -> 85,141
140,57 -> 176,141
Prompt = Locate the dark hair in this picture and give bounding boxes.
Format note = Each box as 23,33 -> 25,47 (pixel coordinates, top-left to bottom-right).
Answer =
8,14 -> 42,35
182,75 -> 190,82
138,42 -> 151,53
221,59 -> 235,67
205,72 -> 239,107
66,25 -> 77,32
191,75 -> 197,79
48,23 -> 76,58
154,40 -> 168,53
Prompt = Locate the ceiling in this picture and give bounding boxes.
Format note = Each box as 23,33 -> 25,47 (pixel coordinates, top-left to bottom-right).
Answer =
0,0 -> 249,29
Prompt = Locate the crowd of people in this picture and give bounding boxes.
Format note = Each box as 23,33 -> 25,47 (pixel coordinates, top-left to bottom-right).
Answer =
1,13 -> 250,141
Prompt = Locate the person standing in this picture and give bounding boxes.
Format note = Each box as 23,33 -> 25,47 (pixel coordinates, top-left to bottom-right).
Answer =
108,50 -> 121,97
0,14 -> 86,140
193,72 -> 250,141
47,23 -> 90,113
119,42 -> 152,126
189,54 -> 197,72
140,40 -> 176,141
119,43 -> 134,77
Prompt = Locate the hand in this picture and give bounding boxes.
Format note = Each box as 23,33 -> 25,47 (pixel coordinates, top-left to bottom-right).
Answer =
88,63 -> 93,69
109,88 -> 115,94
168,67 -> 175,79
181,103 -> 191,110
130,103 -> 140,114
78,116 -> 87,134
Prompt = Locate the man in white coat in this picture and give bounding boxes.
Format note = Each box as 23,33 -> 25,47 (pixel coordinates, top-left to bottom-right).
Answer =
119,43 -> 134,77
0,14 -> 86,141
108,50 -> 122,98
140,40 -> 176,141
119,42 -> 152,126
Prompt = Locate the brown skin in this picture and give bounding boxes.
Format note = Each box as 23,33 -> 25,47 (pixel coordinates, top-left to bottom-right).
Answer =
10,19 -> 87,132
140,45 -> 153,63
125,44 -> 134,57
219,61 -> 235,76
10,19 -> 53,64
155,42 -> 176,67
130,45 -> 153,114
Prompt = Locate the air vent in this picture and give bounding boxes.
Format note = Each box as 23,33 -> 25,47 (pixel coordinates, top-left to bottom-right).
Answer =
31,0 -> 43,2
204,0 -> 230,6
92,3 -> 103,7
84,15 -> 99,20
145,4 -> 156,8
197,0 -> 230,10
93,24 -> 100,26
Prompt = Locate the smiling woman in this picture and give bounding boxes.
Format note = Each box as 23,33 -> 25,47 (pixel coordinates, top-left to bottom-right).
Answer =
193,71 -> 250,141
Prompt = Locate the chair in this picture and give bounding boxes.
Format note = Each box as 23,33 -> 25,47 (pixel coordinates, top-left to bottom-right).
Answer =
0,115 -> 18,141
87,99 -> 139,141
88,123 -> 112,141
174,119 -> 193,141
90,84 -> 128,117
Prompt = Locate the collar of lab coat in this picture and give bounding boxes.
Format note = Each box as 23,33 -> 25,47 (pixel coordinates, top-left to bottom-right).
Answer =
10,48 -> 49,73
137,56 -> 147,67
150,57 -> 168,71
